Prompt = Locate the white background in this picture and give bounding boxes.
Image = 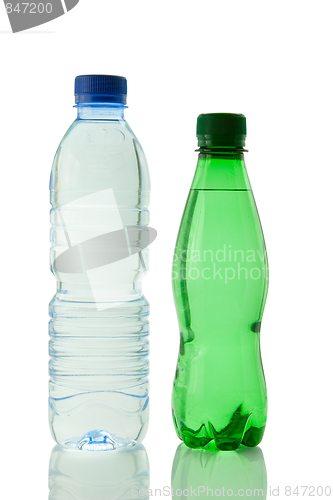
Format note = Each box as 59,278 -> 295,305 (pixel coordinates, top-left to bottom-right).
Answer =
0,1 -> 332,497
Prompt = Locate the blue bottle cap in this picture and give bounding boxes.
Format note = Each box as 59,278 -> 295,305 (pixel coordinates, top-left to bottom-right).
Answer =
75,75 -> 127,104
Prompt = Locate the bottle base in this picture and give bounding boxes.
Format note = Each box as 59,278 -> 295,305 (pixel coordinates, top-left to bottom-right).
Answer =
177,425 -> 265,451
62,430 -> 136,451
173,409 -> 266,451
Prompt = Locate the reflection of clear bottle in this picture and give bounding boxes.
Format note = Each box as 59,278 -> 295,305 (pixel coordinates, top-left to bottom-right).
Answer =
172,114 -> 269,450
49,443 -> 150,500
49,76 -> 151,450
172,443 -> 267,499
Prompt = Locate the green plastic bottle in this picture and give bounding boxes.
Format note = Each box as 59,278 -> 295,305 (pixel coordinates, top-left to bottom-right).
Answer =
172,113 -> 269,451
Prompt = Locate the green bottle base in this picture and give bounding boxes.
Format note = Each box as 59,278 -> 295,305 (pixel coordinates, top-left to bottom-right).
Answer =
173,409 -> 265,451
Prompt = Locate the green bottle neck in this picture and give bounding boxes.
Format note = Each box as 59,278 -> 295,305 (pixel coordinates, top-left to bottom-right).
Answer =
191,152 -> 252,190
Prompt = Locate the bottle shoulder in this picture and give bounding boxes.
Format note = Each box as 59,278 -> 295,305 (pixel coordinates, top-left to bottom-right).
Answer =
174,188 -> 267,258
192,156 -> 252,191
54,118 -> 145,160
50,118 -> 150,197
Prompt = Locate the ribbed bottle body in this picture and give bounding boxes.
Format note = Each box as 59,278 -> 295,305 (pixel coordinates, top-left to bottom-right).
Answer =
49,112 -> 150,449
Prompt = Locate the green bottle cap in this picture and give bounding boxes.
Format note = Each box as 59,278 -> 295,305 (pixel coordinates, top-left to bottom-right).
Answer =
196,113 -> 246,148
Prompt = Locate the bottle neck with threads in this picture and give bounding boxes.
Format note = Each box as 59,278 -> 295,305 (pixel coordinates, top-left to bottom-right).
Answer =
76,103 -> 125,120
194,113 -> 251,191
74,74 -> 127,121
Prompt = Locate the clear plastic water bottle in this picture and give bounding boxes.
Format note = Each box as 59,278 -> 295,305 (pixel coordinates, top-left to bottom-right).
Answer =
49,75 -> 152,450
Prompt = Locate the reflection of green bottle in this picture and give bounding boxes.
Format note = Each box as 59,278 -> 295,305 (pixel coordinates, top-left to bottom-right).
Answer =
172,444 -> 267,499
172,114 -> 269,451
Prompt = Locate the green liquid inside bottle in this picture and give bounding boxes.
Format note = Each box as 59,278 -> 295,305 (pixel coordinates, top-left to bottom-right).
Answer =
172,143 -> 269,451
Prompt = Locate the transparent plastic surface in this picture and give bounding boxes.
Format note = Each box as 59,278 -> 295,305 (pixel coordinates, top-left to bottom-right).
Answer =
49,443 -> 150,499
49,105 -> 150,449
172,153 -> 268,450
172,443 -> 267,498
